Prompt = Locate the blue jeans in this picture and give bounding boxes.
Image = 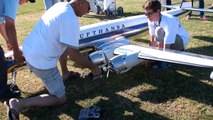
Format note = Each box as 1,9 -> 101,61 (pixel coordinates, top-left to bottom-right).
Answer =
43,0 -> 58,11
188,0 -> 205,18
0,46 -> 8,94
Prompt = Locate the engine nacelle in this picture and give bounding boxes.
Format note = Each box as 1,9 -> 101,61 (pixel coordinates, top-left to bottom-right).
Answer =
109,52 -> 143,74
89,51 -> 107,66
89,48 -> 115,66
89,37 -> 131,67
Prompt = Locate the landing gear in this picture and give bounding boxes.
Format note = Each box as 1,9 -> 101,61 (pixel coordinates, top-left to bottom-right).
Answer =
117,6 -> 123,16
91,0 -> 124,17
95,5 -> 102,14
104,9 -> 111,17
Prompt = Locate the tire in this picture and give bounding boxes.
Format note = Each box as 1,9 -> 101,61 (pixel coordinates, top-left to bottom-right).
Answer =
104,9 -> 111,17
96,5 -> 101,14
117,7 -> 123,16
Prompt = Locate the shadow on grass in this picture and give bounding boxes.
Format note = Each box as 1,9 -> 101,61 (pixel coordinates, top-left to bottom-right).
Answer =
136,44 -> 213,105
186,45 -> 213,57
193,36 -> 213,44
137,65 -> 213,105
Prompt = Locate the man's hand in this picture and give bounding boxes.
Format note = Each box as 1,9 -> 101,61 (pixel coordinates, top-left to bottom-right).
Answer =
149,41 -> 158,47
14,50 -> 24,64
149,41 -> 164,49
6,42 -> 13,51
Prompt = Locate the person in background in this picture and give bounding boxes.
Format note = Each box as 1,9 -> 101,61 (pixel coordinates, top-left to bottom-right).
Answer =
158,0 -> 171,11
186,0 -> 208,21
1,0 -> 26,65
143,0 -> 190,69
4,0 -> 102,119
0,0 -> 32,99
166,0 -> 171,10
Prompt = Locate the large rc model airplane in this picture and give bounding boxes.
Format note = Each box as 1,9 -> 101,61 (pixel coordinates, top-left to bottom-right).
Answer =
4,0 -> 213,85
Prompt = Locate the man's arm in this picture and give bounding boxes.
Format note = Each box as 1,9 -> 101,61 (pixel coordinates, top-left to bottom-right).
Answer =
149,35 -> 160,47
5,17 -> 24,64
149,35 -> 170,49
0,23 -> 12,50
67,48 -> 101,76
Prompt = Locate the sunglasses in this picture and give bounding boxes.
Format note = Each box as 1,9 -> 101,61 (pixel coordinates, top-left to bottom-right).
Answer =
144,12 -> 155,17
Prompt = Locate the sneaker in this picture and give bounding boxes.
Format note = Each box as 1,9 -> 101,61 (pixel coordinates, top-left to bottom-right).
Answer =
185,15 -> 190,21
200,16 -> 208,21
152,62 -> 171,70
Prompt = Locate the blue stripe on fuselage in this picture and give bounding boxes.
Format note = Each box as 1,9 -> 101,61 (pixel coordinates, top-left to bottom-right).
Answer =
79,23 -> 148,44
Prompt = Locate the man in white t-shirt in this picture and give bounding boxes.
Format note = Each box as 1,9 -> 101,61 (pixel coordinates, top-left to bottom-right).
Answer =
143,0 -> 190,69
5,0 -> 102,119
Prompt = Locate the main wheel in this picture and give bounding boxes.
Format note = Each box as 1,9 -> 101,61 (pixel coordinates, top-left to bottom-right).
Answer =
104,9 -> 111,17
117,7 -> 123,16
96,5 -> 101,14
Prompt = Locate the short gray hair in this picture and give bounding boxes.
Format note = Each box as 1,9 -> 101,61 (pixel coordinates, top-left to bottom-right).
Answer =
70,0 -> 78,3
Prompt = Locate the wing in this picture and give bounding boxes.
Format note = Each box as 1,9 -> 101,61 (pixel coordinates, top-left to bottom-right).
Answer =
88,37 -> 213,78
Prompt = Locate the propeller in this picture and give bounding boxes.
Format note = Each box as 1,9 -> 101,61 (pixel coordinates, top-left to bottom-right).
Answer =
102,51 -> 119,77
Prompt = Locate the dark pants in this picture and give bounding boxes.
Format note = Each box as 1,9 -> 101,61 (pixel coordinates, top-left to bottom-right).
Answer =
188,0 -> 205,18
166,0 -> 171,10
0,46 -> 8,94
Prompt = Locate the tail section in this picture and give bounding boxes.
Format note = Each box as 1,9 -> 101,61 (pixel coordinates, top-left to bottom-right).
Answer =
180,0 -> 192,8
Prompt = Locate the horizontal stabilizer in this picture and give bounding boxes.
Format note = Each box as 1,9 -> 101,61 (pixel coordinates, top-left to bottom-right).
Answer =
183,7 -> 213,13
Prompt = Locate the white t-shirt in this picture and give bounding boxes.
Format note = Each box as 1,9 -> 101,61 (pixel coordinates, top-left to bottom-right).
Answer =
23,2 -> 79,69
148,13 -> 190,48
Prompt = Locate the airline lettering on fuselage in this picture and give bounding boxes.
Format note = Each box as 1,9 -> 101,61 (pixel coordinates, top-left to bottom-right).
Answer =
80,24 -> 126,39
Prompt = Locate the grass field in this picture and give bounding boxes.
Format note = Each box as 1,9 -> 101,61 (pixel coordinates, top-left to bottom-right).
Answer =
0,0 -> 213,120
